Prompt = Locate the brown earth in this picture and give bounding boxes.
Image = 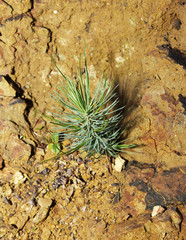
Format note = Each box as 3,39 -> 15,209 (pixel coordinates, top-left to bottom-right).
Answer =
0,0 -> 185,239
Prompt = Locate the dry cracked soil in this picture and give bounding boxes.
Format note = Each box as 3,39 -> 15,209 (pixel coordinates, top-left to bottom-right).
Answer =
0,0 -> 186,239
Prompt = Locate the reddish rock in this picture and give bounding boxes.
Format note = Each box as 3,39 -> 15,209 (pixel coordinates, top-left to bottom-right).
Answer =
125,161 -> 186,209
105,207 -> 183,240
110,161 -> 186,220
150,167 -> 186,205
4,133 -> 31,164
105,213 -> 150,240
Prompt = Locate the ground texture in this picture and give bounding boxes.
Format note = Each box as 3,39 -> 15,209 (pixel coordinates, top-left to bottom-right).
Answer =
0,0 -> 185,239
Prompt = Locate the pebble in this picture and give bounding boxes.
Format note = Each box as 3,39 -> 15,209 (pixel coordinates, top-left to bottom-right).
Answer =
38,197 -> 52,208
12,171 -> 26,185
168,207 -> 182,230
112,155 -> 126,172
151,205 -> 165,217
33,207 -> 50,224
5,185 -> 12,196
33,198 -> 52,224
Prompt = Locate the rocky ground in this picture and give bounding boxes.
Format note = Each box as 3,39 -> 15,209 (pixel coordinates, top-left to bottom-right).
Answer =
0,0 -> 186,239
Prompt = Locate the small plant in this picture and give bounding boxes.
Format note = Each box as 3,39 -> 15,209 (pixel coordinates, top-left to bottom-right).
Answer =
46,132 -> 61,154
48,44 -> 135,158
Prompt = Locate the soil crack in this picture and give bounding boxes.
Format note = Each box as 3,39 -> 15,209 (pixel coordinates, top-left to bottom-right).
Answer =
3,74 -> 40,156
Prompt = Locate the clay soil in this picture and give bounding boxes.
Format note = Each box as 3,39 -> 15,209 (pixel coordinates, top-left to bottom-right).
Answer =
0,0 -> 185,239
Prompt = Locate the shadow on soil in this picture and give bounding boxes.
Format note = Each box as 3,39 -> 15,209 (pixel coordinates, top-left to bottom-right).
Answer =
112,74 -> 142,140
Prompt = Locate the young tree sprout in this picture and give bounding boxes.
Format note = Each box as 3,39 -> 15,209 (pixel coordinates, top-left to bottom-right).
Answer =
48,43 -> 135,158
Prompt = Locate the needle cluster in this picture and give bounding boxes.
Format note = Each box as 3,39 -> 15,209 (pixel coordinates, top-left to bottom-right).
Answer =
49,46 -> 135,157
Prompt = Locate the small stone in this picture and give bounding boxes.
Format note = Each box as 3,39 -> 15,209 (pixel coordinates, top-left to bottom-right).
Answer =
5,185 -> 12,196
12,171 -> 26,185
112,155 -> 126,172
33,207 -> 49,224
38,198 -> 52,209
33,198 -> 52,224
168,208 -> 182,230
151,206 -> 165,217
